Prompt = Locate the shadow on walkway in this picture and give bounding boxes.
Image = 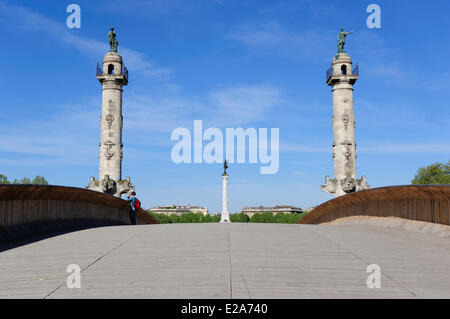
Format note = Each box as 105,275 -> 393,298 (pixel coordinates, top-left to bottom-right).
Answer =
0,220 -> 124,252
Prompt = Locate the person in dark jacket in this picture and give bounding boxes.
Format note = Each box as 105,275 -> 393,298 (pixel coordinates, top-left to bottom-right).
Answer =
126,191 -> 137,225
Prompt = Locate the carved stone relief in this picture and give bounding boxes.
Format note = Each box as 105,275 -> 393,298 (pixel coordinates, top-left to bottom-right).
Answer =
341,141 -> 352,160
344,147 -> 351,160
105,112 -> 115,129
104,140 -> 116,160
341,176 -> 356,193
343,113 -> 351,130
101,174 -> 116,195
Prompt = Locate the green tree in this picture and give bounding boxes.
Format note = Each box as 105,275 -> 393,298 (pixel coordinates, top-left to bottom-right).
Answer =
287,213 -> 301,224
249,212 -> 276,223
298,211 -> 310,221
148,210 -> 311,224
147,211 -> 221,224
201,213 -> 218,223
13,178 -> 31,184
170,215 -> 181,223
230,213 -> 250,223
180,212 -> 203,223
249,213 -> 262,223
0,174 -> 10,184
0,175 -> 49,185
412,161 -> 450,185
274,212 -> 287,223
148,212 -> 171,224
204,214 -> 220,223
31,175 -> 49,185
159,214 -> 171,224
262,212 -> 275,223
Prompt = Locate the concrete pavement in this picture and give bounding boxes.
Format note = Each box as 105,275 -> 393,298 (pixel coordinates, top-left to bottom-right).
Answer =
0,223 -> 449,298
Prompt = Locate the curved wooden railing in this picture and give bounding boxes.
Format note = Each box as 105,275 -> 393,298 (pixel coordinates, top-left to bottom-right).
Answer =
299,185 -> 450,225
0,185 -> 158,241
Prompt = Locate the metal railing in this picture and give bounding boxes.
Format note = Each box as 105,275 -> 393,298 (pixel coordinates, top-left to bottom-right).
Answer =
352,63 -> 359,76
122,66 -> 128,82
326,67 -> 333,82
96,63 -> 102,76
96,63 -> 128,82
326,63 -> 359,82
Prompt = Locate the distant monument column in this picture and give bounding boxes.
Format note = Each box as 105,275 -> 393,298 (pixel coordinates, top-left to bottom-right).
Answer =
87,27 -> 134,197
321,29 -> 369,197
220,160 -> 231,223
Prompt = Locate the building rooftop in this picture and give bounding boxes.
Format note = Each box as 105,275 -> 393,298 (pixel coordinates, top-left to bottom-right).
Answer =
242,205 -> 302,210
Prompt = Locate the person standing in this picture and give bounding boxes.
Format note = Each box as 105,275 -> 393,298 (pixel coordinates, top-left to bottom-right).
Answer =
126,191 -> 137,225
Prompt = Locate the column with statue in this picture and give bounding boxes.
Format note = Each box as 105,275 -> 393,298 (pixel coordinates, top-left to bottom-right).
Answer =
321,28 -> 370,197
220,160 -> 231,223
87,27 -> 134,197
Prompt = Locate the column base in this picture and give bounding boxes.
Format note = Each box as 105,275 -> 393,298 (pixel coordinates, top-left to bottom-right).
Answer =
321,176 -> 370,197
87,175 -> 134,197
220,212 -> 231,223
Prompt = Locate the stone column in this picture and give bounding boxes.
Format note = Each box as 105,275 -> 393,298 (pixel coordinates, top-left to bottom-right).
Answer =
87,50 -> 134,197
321,52 -> 369,197
220,173 -> 230,223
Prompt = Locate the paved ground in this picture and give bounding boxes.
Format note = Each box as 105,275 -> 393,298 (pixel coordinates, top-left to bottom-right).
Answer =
0,223 -> 449,298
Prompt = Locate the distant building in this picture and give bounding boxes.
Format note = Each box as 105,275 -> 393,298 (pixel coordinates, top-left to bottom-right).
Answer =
241,205 -> 303,217
148,204 -> 208,216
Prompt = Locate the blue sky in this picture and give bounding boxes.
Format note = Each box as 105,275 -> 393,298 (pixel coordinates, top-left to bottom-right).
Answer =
0,0 -> 449,213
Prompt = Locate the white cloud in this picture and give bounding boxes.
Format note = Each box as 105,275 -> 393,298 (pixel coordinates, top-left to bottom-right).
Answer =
124,84 -> 282,136
0,1 -> 283,167
280,141 -> 450,155
420,73 -> 450,92
0,83 -> 282,166
226,21 -> 329,59
355,99 -> 447,130
0,0 -> 171,79
0,101 -> 98,165
208,85 -> 281,126
99,0 -> 191,15
359,143 -> 450,154
350,30 -> 418,86
369,65 -> 414,84
228,22 -> 286,48
280,143 -> 328,153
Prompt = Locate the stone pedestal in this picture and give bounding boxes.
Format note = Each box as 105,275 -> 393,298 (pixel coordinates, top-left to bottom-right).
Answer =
322,52 -> 369,197
220,173 -> 230,223
87,50 -> 134,197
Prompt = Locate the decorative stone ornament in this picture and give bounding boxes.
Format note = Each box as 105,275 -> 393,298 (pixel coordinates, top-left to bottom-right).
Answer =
101,175 -> 117,195
105,112 -> 115,129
